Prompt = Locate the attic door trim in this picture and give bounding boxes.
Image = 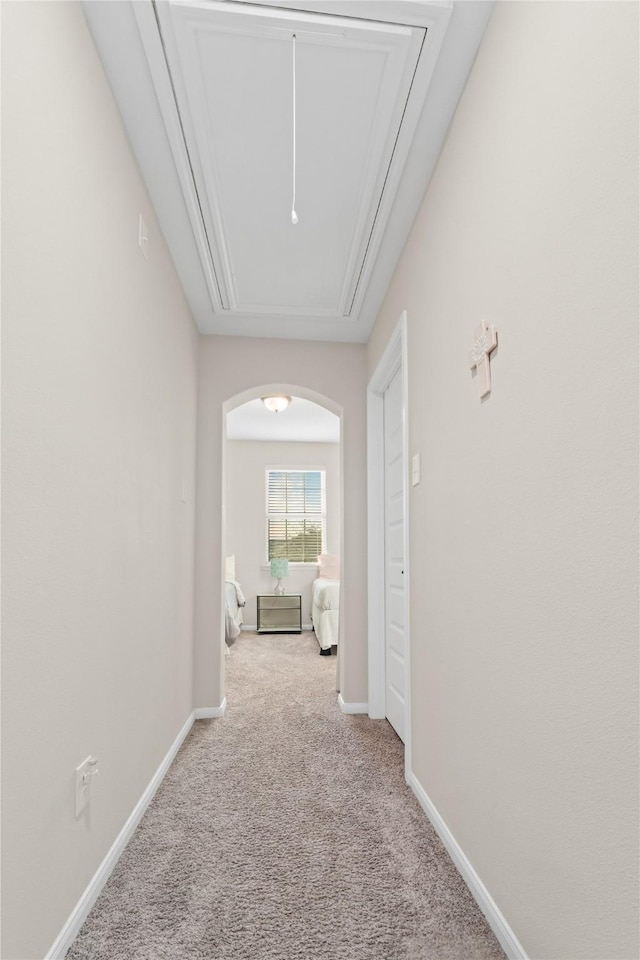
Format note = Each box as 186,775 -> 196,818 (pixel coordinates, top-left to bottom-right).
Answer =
156,1 -> 425,321
132,0 -> 453,331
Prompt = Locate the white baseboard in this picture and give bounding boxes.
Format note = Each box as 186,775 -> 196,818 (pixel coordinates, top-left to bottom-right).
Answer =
45,710 -> 197,960
194,699 -> 227,719
241,624 -> 313,632
337,694 -> 369,714
407,771 -> 529,960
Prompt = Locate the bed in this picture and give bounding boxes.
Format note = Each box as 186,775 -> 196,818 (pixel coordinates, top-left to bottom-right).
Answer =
224,555 -> 245,650
311,554 -> 340,654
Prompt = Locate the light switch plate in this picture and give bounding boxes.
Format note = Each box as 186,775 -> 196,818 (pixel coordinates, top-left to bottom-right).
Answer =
411,453 -> 420,486
138,214 -> 148,260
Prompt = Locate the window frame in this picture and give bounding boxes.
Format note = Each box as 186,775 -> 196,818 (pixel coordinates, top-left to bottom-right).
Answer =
265,467 -> 327,565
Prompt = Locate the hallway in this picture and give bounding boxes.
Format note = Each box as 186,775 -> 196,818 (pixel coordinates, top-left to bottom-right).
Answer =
66,633 -> 504,960
3,4 -> 638,955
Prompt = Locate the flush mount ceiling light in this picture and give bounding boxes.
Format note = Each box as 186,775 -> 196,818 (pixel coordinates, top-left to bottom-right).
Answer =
262,395 -> 291,414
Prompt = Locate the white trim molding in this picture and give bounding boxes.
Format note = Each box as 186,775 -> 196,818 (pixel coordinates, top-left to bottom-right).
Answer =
367,312 -> 412,773
134,0 -> 452,332
45,711 -> 197,960
195,699 -> 227,719
367,386 -> 386,720
407,771 -> 529,960
337,694 -> 369,714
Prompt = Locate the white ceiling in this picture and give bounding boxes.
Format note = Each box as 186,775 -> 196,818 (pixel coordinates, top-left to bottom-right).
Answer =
227,397 -> 340,442
83,0 -> 494,342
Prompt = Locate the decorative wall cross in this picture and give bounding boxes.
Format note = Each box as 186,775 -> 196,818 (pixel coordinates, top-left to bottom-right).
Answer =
469,320 -> 498,399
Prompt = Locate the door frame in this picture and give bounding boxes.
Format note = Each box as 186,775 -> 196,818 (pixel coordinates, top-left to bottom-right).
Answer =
367,311 -> 411,769
222,383 -> 345,696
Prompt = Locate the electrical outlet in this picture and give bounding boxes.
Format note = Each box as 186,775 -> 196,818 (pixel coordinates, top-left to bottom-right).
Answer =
75,755 -> 99,817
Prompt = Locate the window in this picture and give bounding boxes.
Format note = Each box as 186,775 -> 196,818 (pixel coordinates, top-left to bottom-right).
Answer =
266,469 -> 326,563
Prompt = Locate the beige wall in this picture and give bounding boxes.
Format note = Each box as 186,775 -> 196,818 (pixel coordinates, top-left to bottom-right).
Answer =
1,4 -> 199,958
226,440 -> 341,627
367,3 -> 639,958
194,336 -> 366,708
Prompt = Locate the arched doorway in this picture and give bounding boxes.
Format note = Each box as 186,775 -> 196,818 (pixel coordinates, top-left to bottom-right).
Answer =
221,384 -> 344,701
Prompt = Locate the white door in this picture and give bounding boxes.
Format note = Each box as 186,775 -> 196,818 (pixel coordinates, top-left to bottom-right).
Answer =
384,367 -> 406,741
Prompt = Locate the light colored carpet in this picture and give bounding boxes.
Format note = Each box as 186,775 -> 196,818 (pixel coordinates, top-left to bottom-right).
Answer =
66,632 -> 505,960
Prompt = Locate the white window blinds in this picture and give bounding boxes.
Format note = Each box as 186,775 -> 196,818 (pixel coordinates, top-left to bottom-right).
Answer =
266,470 -> 326,563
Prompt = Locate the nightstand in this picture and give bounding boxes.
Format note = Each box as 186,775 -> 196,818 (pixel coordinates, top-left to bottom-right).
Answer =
257,595 -> 302,634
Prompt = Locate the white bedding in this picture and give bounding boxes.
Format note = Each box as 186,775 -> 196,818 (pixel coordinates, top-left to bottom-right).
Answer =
311,578 -> 340,650
225,578 -> 245,646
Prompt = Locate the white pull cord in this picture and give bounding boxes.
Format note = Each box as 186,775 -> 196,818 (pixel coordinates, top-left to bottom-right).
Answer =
291,33 -> 298,225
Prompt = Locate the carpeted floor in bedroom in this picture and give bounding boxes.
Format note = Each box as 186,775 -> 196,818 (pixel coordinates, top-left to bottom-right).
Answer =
66,631 -> 506,960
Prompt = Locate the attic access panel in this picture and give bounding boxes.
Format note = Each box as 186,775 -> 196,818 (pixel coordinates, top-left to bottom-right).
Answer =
155,1 -> 425,323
